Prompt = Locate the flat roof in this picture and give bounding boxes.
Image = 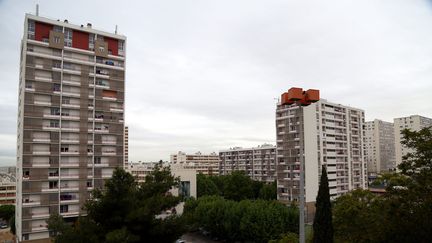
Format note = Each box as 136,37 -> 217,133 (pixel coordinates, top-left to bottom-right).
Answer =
26,13 -> 126,41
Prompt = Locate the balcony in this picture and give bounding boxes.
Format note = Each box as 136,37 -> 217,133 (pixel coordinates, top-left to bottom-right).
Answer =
60,186 -> 79,192
60,174 -> 79,179
60,163 -> 79,168
60,195 -> 79,204
32,150 -> 50,155
22,199 -> 41,207
41,187 -> 58,192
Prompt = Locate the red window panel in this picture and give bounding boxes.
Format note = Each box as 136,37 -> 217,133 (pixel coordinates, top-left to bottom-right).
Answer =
72,30 -> 89,50
34,22 -> 53,41
102,90 -> 117,98
105,37 -> 118,56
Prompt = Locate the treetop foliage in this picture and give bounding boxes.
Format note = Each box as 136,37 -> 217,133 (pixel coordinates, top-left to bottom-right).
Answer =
48,166 -> 186,243
197,171 -> 277,201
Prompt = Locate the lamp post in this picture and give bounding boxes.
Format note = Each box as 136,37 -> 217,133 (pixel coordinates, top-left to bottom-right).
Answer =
280,87 -> 320,243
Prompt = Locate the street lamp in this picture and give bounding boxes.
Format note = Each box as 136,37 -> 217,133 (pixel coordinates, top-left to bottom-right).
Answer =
280,87 -> 320,243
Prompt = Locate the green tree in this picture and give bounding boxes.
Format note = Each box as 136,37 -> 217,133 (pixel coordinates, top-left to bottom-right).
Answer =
332,189 -> 382,242
223,171 -> 254,201
259,181 -> 277,200
196,173 -> 220,197
0,205 -> 14,222
184,196 -> 298,243
48,166 -> 186,243
313,165 -> 333,243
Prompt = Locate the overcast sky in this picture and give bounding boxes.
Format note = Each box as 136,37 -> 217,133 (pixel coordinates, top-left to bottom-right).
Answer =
1,0 -> 432,165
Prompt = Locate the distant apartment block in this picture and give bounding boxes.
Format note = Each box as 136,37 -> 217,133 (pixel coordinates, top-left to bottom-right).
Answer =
170,151 -> 220,175
16,13 -> 125,242
0,173 -> 16,205
275,99 -> 367,208
219,144 -> 277,183
364,119 -> 396,174
394,115 -> 432,166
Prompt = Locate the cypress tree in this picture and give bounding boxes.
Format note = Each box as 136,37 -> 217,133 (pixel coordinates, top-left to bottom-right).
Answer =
313,165 -> 333,243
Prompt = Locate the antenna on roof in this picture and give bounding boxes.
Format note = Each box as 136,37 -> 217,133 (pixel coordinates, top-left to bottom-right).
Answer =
36,4 -> 39,16
115,25 -> 118,34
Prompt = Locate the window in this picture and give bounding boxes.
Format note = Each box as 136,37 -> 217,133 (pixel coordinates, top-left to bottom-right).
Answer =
25,81 -> 33,89
89,34 -> 95,51
118,40 -> 125,51
60,205 -> 68,213
27,20 -> 35,40
179,181 -> 191,198
64,28 -> 72,47
53,83 -> 61,92
49,181 -> 58,189
50,120 -> 59,128
62,98 -> 70,104
50,108 -> 60,116
53,25 -> 62,33
87,181 -> 93,187
61,146 -> 69,152
94,157 -> 101,164
98,46 -> 105,52
54,36 -> 60,43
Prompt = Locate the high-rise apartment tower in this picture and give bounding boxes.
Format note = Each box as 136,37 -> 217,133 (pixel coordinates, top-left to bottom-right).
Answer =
276,99 -> 367,220
364,119 -> 395,174
16,13 -> 126,242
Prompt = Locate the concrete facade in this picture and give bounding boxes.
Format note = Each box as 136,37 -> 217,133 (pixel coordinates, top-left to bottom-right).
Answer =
364,119 -> 396,174
219,144 -> 276,183
170,151 -> 219,175
275,99 -> 368,206
16,14 -> 126,242
394,115 -> 432,167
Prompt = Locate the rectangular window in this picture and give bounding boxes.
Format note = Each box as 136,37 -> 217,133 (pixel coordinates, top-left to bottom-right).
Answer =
89,34 -> 95,51
61,146 -> 69,152
60,205 -> 68,213
64,28 -> 72,47
28,20 -> 35,40
49,181 -> 58,189
53,83 -> 61,92
50,120 -> 59,128
53,25 -> 62,33
50,108 -> 60,116
94,157 -> 101,164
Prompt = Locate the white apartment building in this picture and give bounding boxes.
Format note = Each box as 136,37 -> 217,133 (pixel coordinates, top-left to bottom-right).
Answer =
364,119 -> 396,174
170,151 -> 219,175
16,13 -> 125,242
394,115 -> 432,166
219,144 -> 277,183
276,99 -> 367,212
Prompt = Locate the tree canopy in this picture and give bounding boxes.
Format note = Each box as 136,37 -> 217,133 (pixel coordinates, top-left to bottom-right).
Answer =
197,171 -> 277,201
333,127 -> 432,243
313,165 -> 333,243
48,166 -> 186,243
184,195 -> 298,243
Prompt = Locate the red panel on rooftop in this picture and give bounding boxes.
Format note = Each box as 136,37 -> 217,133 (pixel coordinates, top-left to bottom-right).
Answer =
106,37 -> 118,56
34,21 -> 53,41
72,30 -> 89,50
